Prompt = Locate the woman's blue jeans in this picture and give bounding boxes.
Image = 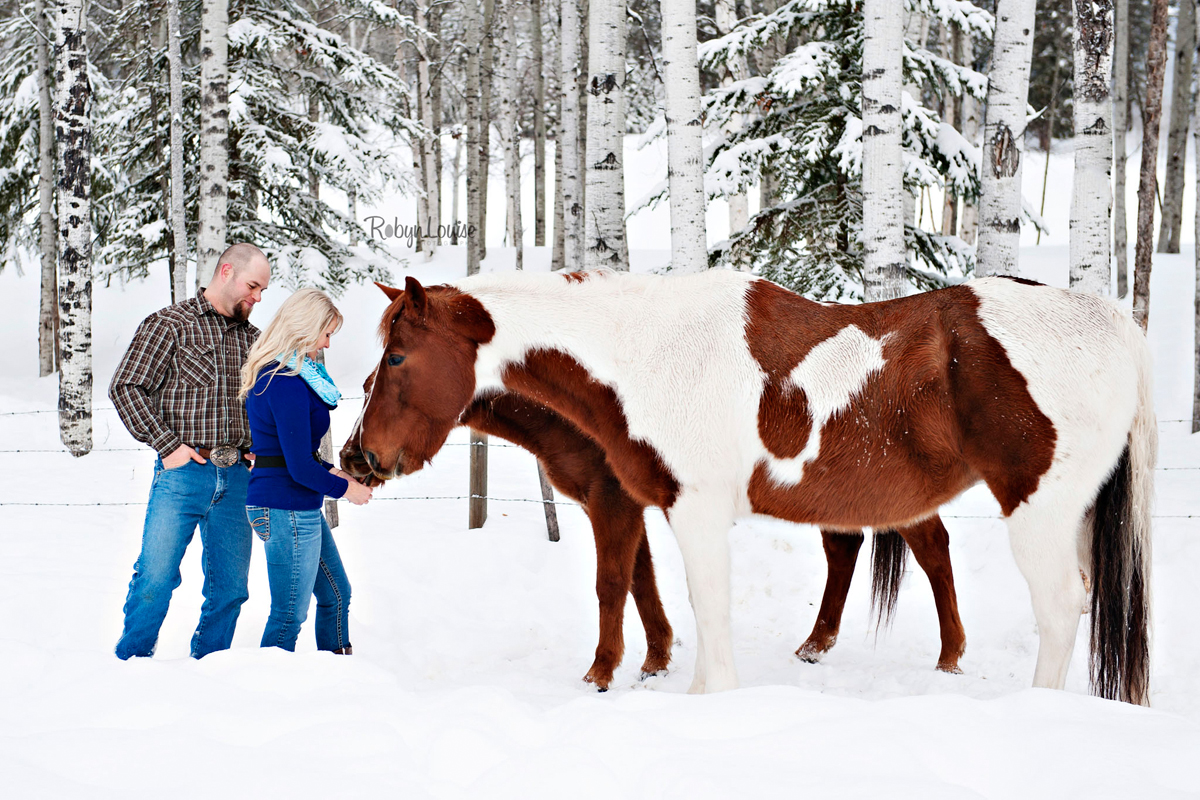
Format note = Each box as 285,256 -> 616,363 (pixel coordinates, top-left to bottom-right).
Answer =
246,506 -> 351,652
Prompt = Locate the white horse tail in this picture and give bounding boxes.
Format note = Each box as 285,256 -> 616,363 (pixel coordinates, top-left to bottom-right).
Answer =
1089,317 -> 1156,706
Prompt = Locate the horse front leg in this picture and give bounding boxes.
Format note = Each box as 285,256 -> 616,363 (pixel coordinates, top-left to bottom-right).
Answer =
630,527 -> 673,679
899,515 -> 966,673
583,487 -> 644,691
796,530 -> 864,662
669,495 -> 738,694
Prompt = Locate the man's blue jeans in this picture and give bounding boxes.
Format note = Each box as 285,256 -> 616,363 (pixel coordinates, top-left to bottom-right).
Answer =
115,458 -> 252,659
247,507 -> 351,652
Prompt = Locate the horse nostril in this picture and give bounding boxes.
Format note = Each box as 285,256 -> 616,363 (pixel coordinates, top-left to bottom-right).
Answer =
364,450 -> 380,471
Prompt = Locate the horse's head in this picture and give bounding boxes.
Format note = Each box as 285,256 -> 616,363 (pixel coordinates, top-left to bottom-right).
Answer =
347,276 -> 495,480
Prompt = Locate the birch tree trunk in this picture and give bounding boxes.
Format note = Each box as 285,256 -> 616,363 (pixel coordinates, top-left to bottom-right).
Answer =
451,130 -> 462,245
466,0 -> 484,275
37,0 -> 57,377
480,0 -> 496,259
532,0 -> 547,246
661,0 -> 706,273
583,0 -> 628,270
1069,0 -> 1115,296
861,0 -> 906,302
559,0 -> 583,269
714,0 -> 748,237
54,0 -> 93,456
1113,0 -> 1130,295
1157,0 -> 1194,253
197,0 -> 229,291
975,0 -> 1037,277
168,0 -> 188,302
959,28 -> 980,244
1194,112 -> 1200,432
430,5 -> 443,243
1132,0 -> 1170,330
348,18 -> 359,247
416,0 -> 439,255
941,25 -> 960,237
496,0 -> 523,270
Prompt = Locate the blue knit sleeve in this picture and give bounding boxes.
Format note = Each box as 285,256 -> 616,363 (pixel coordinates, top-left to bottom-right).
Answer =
266,378 -> 349,499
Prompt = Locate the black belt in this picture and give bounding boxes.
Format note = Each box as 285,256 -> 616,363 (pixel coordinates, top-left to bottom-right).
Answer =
253,451 -> 322,469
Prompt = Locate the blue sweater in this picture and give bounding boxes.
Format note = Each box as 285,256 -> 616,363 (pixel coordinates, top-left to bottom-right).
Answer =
246,364 -> 349,510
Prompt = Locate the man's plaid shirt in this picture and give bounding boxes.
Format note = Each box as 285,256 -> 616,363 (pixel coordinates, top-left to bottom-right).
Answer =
109,290 -> 260,458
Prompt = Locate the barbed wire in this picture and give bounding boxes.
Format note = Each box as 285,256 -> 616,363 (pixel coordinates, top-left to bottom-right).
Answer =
0,440 -> 518,454
0,494 -> 580,508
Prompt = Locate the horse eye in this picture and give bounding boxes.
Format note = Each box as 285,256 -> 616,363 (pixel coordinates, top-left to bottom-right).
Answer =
387,355 -> 406,367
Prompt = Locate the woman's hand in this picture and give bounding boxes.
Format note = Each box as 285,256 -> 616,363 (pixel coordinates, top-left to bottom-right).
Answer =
343,477 -> 373,506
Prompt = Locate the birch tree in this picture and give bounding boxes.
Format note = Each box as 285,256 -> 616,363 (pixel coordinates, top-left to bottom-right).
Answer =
559,0 -> 583,269
959,25 -> 980,244
466,0 -> 484,276
861,0 -> 906,302
1068,0 -> 1114,296
37,0 -> 57,377
1195,112 -> 1200,432
415,0 -> 439,257
582,0 -> 628,270
1113,0 -> 1129,295
496,0 -> 524,269
531,0 -> 546,246
975,0 -> 1037,277
54,0 -> 93,456
197,0 -> 229,291
1157,0 -> 1194,254
1132,0 -> 1169,330
167,0 -> 187,302
660,0 -> 706,273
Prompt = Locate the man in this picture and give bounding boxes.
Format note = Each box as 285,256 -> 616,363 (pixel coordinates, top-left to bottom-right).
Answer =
110,243 -> 271,659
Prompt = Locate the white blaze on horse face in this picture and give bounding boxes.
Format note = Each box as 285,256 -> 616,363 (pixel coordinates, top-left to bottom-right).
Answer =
763,324 -> 887,486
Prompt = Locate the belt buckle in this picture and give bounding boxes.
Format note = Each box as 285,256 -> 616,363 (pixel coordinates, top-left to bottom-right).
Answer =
210,445 -> 240,468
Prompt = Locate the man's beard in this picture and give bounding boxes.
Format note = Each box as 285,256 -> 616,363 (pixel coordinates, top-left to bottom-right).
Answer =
228,299 -> 252,322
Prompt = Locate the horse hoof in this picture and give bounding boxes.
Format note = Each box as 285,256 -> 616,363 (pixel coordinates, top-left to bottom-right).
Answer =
937,662 -> 964,675
795,646 -> 824,664
639,669 -> 667,682
583,673 -> 612,692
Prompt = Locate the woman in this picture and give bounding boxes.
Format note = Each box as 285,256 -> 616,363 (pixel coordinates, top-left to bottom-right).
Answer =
239,288 -> 373,654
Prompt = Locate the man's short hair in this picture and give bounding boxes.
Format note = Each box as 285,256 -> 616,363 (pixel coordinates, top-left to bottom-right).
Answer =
211,243 -> 268,282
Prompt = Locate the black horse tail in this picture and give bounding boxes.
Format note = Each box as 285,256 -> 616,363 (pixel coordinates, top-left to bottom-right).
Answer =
870,530 -> 908,630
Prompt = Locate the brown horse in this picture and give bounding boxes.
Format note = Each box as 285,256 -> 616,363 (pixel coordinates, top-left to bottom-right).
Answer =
349,271 -> 1153,703
343,335 -> 965,690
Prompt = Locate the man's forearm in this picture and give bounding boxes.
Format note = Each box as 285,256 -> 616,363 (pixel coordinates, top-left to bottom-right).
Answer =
110,383 -> 182,458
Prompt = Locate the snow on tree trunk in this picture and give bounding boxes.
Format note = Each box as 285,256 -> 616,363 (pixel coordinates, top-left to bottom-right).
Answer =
197,0 -> 229,291
861,0 -> 906,302
660,0 -> 706,273
168,0 -> 187,303
532,0 -> 547,246
959,28 -> 980,245
1068,0 -> 1114,296
496,0 -> 523,270
559,0 -> 583,270
582,0 -> 628,270
466,0 -> 484,275
1157,0 -> 1194,254
714,0 -> 748,238
975,0 -> 1037,277
416,0 -> 439,256
1113,0 -> 1130,295
1132,0 -> 1170,330
54,0 -> 93,456
37,0 -> 57,377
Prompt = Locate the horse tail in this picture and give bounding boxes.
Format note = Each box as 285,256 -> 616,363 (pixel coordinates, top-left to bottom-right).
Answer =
870,530 -> 908,629
1089,320 -> 1156,706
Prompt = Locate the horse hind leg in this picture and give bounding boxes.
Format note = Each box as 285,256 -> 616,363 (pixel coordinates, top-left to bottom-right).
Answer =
796,530 -> 864,663
1005,501 -> 1089,691
899,516 -> 966,673
629,528 -> 673,679
582,487 -> 644,692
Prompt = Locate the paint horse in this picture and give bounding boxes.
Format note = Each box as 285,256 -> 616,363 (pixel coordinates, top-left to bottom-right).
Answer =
342,362 -> 966,689
352,270 -> 1154,704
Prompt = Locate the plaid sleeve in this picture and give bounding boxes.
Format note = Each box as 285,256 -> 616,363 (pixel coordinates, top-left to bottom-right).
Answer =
108,314 -> 183,458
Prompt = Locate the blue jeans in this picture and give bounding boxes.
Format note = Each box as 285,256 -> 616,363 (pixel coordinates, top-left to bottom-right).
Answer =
115,458 -> 252,659
247,506 -> 351,652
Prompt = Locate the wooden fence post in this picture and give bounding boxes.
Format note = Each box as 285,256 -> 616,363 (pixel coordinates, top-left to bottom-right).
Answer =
537,460 -> 560,541
469,431 -> 488,528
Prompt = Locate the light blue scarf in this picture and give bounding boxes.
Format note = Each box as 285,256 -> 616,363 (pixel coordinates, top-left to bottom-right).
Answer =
279,352 -> 342,408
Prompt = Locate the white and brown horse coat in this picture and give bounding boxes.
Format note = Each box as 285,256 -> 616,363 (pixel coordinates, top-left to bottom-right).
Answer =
361,269 -> 1156,703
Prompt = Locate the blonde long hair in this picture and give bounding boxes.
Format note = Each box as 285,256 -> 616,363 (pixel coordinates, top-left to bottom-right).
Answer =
239,288 -> 344,399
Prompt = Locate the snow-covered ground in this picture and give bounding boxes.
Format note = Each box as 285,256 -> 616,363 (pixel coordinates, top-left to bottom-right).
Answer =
3,141 -> 1200,798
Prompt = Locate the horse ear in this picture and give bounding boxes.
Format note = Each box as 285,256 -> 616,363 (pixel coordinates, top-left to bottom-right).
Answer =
404,276 -> 428,321
375,282 -> 402,301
